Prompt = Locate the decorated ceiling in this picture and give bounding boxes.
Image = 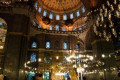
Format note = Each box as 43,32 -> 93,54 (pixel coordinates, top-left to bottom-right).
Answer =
38,0 -> 82,13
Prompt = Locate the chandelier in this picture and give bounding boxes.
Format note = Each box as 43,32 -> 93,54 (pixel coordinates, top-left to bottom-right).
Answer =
93,0 -> 120,42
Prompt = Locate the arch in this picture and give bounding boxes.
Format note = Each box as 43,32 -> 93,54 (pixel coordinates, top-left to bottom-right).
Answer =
29,37 -> 39,49
0,18 -> 7,26
46,40 -> 51,49
0,17 -> 7,45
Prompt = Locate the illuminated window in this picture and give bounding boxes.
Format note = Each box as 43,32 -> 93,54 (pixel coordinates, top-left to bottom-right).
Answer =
46,41 -> 51,49
78,26 -> 82,30
73,27 -> 76,31
76,10 -> 80,17
43,10 -> 47,17
34,2 -> 37,9
49,25 -> 52,30
44,72 -> 49,79
55,25 -> 59,31
30,53 -> 36,62
70,13 -> 73,19
38,24 -> 41,28
0,23 -> 3,26
82,7 -> 85,13
62,27 -> 66,31
33,22 -> 36,26
76,43 -> 80,50
49,12 -> 53,19
63,14 -> 67,20
31,42 -> 37,48
63,42 -> 68,49
38,6 -> 42,13
56,14 -> 60,20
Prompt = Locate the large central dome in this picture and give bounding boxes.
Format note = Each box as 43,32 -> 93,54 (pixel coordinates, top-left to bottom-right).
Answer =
38,0 -> 82,13
33,0 -> 88,33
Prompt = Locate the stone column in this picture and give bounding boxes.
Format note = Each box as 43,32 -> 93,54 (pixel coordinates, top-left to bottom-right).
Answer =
2,14 -> 29,80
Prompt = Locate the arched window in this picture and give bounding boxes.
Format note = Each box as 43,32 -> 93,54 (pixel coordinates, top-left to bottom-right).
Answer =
76,10 -> 80,17
82,7 -> 85,13
38,6 -> 42,13
76,43 -> 80,50
62,27 -> 66,31
34,2 -> 37,9
55,25 -> 59,31
63,42 -> 68,49
30,53 -> 36,62
31,42 -> 37,48
49,25 -> 52,30
56,14 -> 60,20
46,41 -> 51,49
78,26 -> 82,30
63,14 -> 67,20
73,27 -> 76,31
0,18 -> 7,50
43,10 -> 47,17
38,24 -> 41,28
70,13 -> 73,19
33,21 -> 36,27
0,23 -> 3,26
49,12 -> 53,19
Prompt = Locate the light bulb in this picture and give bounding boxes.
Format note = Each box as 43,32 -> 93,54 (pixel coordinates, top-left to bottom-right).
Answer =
114,0 -> 117,5
107,1 -> 110,6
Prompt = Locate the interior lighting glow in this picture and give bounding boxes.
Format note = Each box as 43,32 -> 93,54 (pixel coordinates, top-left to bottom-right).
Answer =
90,56 -> 94,60
0,46 -> 3,49
102,54 -> 105,58
56,56 -> 59,60
38,58 -> 42,62
55,73 -> 65,75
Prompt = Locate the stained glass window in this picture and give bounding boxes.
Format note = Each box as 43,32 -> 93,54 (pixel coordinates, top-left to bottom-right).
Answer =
63,42 -> 68,49
44,72 -> 49,80
56,14 -> 60,20
38,6 -> 42,13
0,23 -> 3,26
62,27 -> 66,31
38,24 -> 41,28
70,13 -> 73,19
63,14 -> 67,20
73,27 -> 76,31
55,25 -> 59,31
31,42 -> 37,48
46,41 -> 51,49
49,12 -> 53,19
43,10 -> 47,17
78,26 -> 82,30
82,7 -> 85,13
76,43 -> 80,50
34,2 -> 37,9
30,53 -> 36,62
33,22 -> 36,26
49,25 -> 52,30
76,10 -> 80,17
